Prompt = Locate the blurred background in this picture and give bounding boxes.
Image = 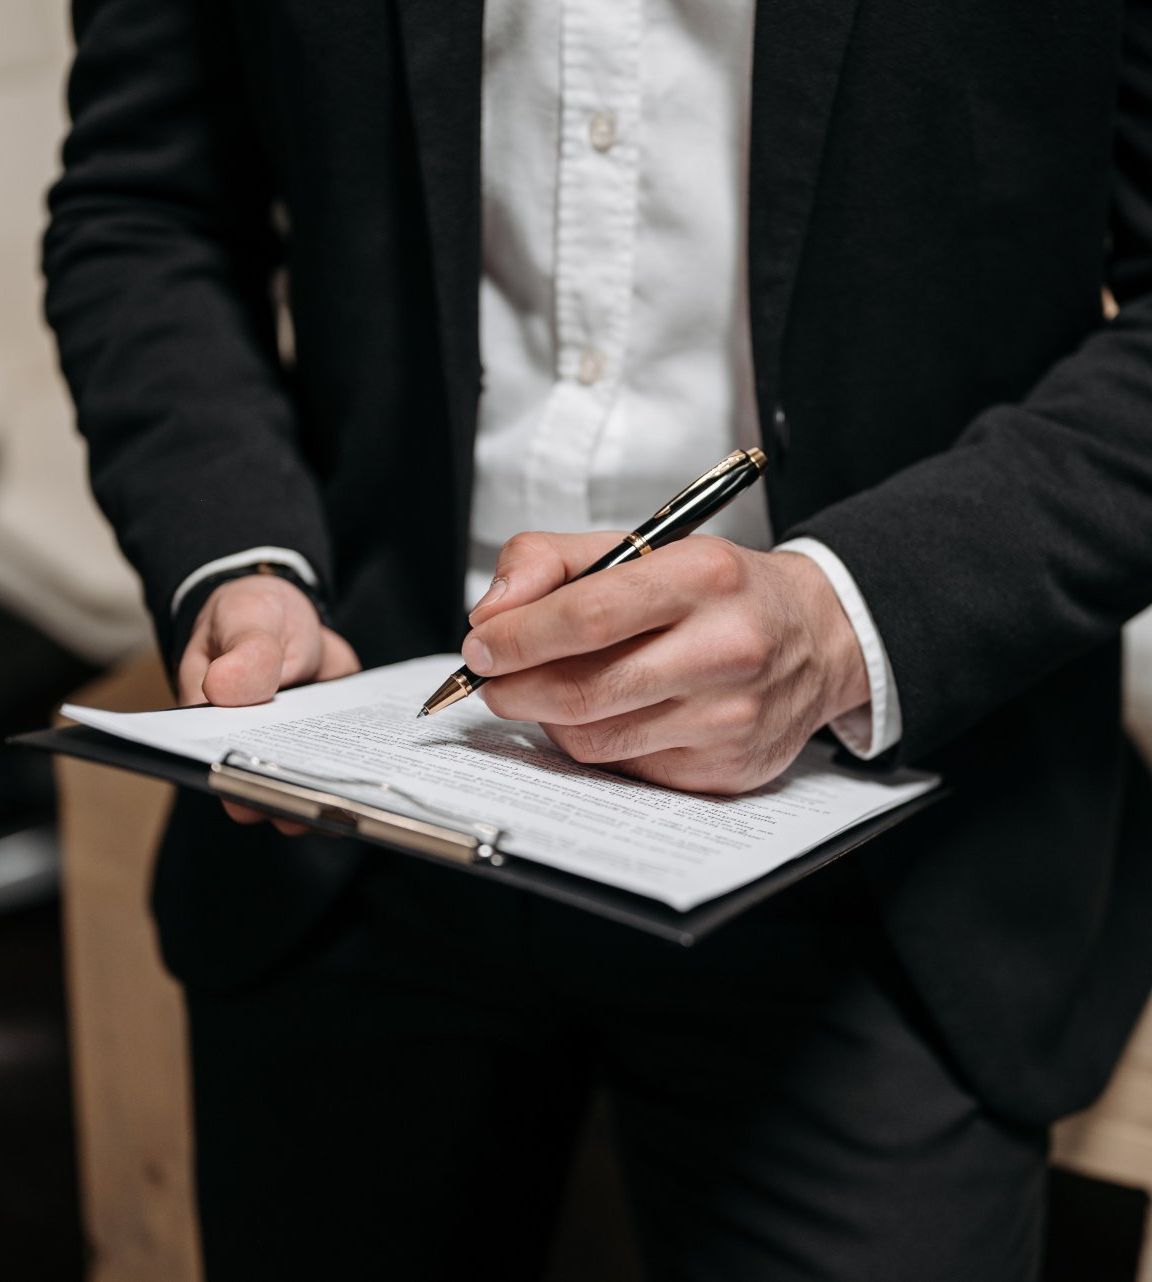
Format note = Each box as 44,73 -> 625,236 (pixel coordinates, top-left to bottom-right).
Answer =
3,4 -> 1152,1280
0,1 -> 150,879
1,3 -> 150,1278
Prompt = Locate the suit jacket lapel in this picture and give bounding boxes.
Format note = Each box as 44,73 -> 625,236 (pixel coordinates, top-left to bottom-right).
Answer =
748,0 -> 863,404
394,0 -> 486,576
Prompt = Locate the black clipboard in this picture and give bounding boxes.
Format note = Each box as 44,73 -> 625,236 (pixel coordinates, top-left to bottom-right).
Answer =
13,724 -> 945,947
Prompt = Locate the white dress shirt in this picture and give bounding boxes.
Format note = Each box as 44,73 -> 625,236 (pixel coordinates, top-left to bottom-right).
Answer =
175,0 -> 901,758
471,0 -> 900,758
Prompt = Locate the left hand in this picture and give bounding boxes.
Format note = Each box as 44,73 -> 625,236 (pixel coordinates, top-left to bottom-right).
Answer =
177,574 -> 361,834
464,532 -> 870,795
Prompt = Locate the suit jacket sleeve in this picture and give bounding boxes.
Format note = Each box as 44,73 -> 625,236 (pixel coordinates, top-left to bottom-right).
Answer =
788,0 -> 1152,764
43,0 -> 333,660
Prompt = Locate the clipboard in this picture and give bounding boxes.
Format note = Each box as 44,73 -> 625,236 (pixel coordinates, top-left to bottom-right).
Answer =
13,724 -> 946,947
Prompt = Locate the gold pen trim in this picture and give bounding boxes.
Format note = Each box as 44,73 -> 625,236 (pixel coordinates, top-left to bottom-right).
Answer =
420,670 -> 476,717
624,531 -> 653,556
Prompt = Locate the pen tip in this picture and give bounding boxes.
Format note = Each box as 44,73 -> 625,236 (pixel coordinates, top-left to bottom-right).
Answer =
417,708 -> 428,718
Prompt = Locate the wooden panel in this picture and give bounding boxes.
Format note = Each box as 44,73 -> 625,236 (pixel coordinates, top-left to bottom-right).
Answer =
55,652 -> 202,1282
1054,1001 -> 1152,1195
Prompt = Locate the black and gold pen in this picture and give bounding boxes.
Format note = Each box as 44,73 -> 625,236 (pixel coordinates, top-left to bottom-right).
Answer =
417,446 -> 769,717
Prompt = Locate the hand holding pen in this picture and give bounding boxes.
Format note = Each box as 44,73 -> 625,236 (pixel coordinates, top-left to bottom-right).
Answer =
418,448 -> 872,796
420,448 -> 769,715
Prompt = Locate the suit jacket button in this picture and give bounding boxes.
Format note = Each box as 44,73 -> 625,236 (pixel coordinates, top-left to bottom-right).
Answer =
772,404 -> 790,453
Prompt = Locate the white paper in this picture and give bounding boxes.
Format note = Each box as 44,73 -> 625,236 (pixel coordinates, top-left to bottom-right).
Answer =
63,655 -> 939,912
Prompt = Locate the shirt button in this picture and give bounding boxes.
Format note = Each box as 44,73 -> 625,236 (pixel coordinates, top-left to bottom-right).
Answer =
589,110 -> 617,152
577,347 -> 605,385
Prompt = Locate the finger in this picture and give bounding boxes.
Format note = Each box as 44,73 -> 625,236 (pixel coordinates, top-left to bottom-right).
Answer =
481,633 -> 692,725
541,698 -> 705,766
462,553 -> 696,678
316,629 -> 362,681
219,799 -> 310,836
272,818 -> 311,837
269,625 -> 359,692
467,530 -> 625,625
611,732 -> 802,796
201,630 -> 286,706
177,634 -> 212,708
221,799 -> 268,825
609,748 -> 757,796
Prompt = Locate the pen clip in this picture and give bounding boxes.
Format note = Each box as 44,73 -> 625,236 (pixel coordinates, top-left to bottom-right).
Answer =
647,450 -> 749,519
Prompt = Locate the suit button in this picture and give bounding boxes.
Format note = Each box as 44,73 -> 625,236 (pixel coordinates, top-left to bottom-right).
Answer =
772,404 -> 790,452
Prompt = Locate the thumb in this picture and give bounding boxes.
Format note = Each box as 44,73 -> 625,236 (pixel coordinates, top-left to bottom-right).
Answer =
201,629 -> 286,707
468,530 -> 624,626
177,639 -> 212,707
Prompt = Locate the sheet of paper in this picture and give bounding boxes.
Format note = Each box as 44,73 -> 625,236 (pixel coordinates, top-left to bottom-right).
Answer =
63,655 -> 939,911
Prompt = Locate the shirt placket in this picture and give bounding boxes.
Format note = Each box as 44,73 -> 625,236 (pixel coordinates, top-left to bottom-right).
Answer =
524,0 -> 643,532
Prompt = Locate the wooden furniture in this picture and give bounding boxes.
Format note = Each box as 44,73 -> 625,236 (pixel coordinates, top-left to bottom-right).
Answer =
1053,1007 -> 1152,1282
55,652 -> 201,1282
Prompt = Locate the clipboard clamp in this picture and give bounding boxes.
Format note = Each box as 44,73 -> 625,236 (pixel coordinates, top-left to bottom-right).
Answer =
209,750 -> 506,868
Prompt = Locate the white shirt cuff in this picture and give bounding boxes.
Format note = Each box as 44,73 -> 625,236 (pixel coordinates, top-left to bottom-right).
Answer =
774,537 -> 903,760
170,547 -> 320,617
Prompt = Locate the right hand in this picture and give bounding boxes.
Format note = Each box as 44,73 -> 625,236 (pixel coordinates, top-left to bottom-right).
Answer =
177,575 -> 361,834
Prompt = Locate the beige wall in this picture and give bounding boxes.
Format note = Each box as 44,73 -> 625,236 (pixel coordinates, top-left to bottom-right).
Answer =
0,0 -> 149,665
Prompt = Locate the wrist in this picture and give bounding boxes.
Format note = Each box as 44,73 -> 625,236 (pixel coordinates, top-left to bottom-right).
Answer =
203,571 -> 318,616
769,550 -> 871,722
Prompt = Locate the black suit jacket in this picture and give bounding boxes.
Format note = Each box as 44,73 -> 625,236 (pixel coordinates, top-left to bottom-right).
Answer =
44,0 -> 1152,1126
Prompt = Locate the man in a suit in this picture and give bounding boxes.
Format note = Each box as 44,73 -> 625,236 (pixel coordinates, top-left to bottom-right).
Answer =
44,0 -> 1152,1278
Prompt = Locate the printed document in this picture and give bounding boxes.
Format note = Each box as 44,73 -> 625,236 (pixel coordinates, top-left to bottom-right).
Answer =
63,655 -> 938,911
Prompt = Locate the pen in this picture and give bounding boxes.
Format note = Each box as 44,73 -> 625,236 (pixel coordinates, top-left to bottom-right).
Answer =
418,446 -> 769,716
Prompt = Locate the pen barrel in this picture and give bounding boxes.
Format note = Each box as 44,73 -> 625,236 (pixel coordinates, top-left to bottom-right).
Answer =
634,457 -> 762,546
573,542 -> 647,579
574,449 -> 765,578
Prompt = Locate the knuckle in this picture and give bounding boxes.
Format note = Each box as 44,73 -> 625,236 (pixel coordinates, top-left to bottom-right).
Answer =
692,538 -> 745,594
502,531 -> 542,559
715,695 -> 760,736
500,531 -> 553,574
572,590 -> 613,648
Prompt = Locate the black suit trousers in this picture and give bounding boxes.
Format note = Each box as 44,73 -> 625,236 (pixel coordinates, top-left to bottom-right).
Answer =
187,854 -> 1047,1282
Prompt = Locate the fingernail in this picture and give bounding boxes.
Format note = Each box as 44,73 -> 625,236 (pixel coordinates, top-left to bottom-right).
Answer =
468,576 -> 508,620
462,633 -> 494,675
